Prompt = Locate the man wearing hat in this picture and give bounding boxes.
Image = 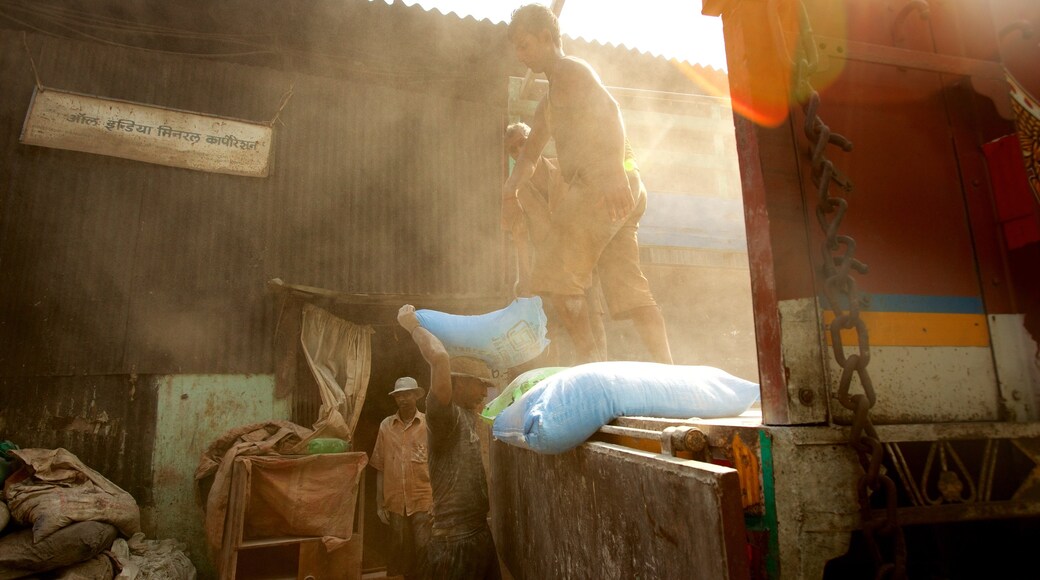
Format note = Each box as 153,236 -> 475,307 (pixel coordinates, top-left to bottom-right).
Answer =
397,304 -> 502,580
371,376 -> 434,580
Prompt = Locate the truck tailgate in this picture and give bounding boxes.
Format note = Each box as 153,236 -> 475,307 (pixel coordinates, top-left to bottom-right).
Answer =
491,439 -> 750,579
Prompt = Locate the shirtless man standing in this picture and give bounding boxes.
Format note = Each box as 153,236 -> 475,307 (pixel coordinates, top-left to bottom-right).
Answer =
502,3 -> 673,365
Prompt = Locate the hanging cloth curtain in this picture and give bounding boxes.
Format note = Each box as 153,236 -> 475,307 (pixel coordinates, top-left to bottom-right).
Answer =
290,304 -> 374,452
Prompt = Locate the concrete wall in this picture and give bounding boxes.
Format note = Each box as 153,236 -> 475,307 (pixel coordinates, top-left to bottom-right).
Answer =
144,374 -> 291,578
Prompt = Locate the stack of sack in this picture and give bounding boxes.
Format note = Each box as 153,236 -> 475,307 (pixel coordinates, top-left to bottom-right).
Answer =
0,446 -> 195,580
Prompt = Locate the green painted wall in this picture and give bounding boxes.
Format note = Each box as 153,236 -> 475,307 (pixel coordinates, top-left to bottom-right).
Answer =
144,374 -> 291,578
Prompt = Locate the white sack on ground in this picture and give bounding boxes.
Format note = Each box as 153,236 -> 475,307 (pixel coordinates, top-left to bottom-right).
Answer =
110,533 -> 196,580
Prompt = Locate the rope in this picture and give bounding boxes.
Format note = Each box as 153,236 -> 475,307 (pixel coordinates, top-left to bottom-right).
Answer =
21,30 -> 42,89
269,84 -> 295,127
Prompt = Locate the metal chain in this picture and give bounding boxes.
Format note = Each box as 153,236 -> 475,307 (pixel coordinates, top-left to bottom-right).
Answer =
807,88 -> 907,579
772,1 -> 908,577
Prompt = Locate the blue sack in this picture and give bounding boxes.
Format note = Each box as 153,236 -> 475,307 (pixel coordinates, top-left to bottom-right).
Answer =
415,297 -> 550,372
492,362 -> 760,454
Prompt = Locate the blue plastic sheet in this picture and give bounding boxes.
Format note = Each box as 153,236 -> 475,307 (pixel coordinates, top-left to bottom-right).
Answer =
415,297 -> 550,371
493,362 -> 761,454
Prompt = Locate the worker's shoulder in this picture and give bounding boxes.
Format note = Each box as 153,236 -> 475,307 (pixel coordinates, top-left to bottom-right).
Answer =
553,57 -> 608,98
378,414 -> 398,430
556,56 -> 599,80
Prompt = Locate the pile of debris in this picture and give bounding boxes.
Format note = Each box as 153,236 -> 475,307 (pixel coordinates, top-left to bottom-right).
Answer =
0,444 -> 195,580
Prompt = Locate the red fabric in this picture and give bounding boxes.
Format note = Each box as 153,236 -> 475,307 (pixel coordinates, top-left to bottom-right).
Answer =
983,134 -> 1040,250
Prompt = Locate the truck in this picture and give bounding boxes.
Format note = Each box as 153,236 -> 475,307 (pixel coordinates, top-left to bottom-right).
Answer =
490,0 -> 1040,578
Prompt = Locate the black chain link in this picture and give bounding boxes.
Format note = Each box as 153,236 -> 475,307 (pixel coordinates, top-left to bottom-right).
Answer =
781,2 -> 908,577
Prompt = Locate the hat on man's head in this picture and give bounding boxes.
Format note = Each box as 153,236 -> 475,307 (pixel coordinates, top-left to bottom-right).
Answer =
450,356 -> 495,387
388,376 -> 425,398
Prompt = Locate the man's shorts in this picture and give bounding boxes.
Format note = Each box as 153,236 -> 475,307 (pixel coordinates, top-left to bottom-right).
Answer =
529,169 -> 658,319
426,524 -> 501,580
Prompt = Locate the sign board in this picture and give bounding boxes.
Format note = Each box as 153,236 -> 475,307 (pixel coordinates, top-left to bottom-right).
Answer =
20,88 -> 273,177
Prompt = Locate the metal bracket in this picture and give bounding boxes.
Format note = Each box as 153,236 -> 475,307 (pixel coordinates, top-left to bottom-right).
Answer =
661,426 -> 710,461
892,0 -> 930,45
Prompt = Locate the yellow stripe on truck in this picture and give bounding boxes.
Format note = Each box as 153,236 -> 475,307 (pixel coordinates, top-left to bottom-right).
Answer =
822,311 -> 990,347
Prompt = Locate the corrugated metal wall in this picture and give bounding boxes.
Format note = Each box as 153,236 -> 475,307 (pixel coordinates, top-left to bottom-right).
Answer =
0,374 -> 157,503
0,29 -> 507,376
0,3 -> 734,528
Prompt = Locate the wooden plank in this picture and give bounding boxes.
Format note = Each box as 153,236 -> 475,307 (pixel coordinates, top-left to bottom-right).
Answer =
815,35 -> 1005,80
299,540 -> 362,580
491,441 -> 749,579
220,459 -> 250,580
274,296 -> 304,399
239,536 -> 321,549
266,278 -> 507,311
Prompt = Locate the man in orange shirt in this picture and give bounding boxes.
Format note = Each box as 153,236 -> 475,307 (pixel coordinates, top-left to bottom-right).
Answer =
371,377 -> 434,580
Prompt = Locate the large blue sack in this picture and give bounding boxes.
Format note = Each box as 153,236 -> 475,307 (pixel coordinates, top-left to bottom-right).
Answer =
492,362 -> 760,454
415,297 -> 550,372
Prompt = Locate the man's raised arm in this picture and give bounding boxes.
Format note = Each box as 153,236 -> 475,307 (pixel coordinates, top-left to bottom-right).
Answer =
397,304 -> 452,406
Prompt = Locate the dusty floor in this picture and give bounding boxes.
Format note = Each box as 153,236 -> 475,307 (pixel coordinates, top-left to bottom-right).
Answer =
361,558 -> 516,580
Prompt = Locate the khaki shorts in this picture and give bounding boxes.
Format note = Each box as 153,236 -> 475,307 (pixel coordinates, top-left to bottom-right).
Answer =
529,170 -> 657,319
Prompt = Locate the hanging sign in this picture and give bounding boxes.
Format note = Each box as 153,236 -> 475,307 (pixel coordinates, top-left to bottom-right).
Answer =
20,88 -> 273,177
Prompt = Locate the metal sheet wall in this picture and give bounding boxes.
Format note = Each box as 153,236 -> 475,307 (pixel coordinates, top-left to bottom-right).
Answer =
0,30 -> 506,375
0,374 -> 158,504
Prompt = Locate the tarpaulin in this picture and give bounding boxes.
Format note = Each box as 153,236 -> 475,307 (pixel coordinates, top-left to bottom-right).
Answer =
238,453 -> 367,550
194,421 -> 312,558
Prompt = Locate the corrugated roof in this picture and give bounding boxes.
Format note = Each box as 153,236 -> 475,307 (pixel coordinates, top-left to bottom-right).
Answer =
0,0 -> 727,95
373,0 -> 729,91
374,1 -> 728,70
